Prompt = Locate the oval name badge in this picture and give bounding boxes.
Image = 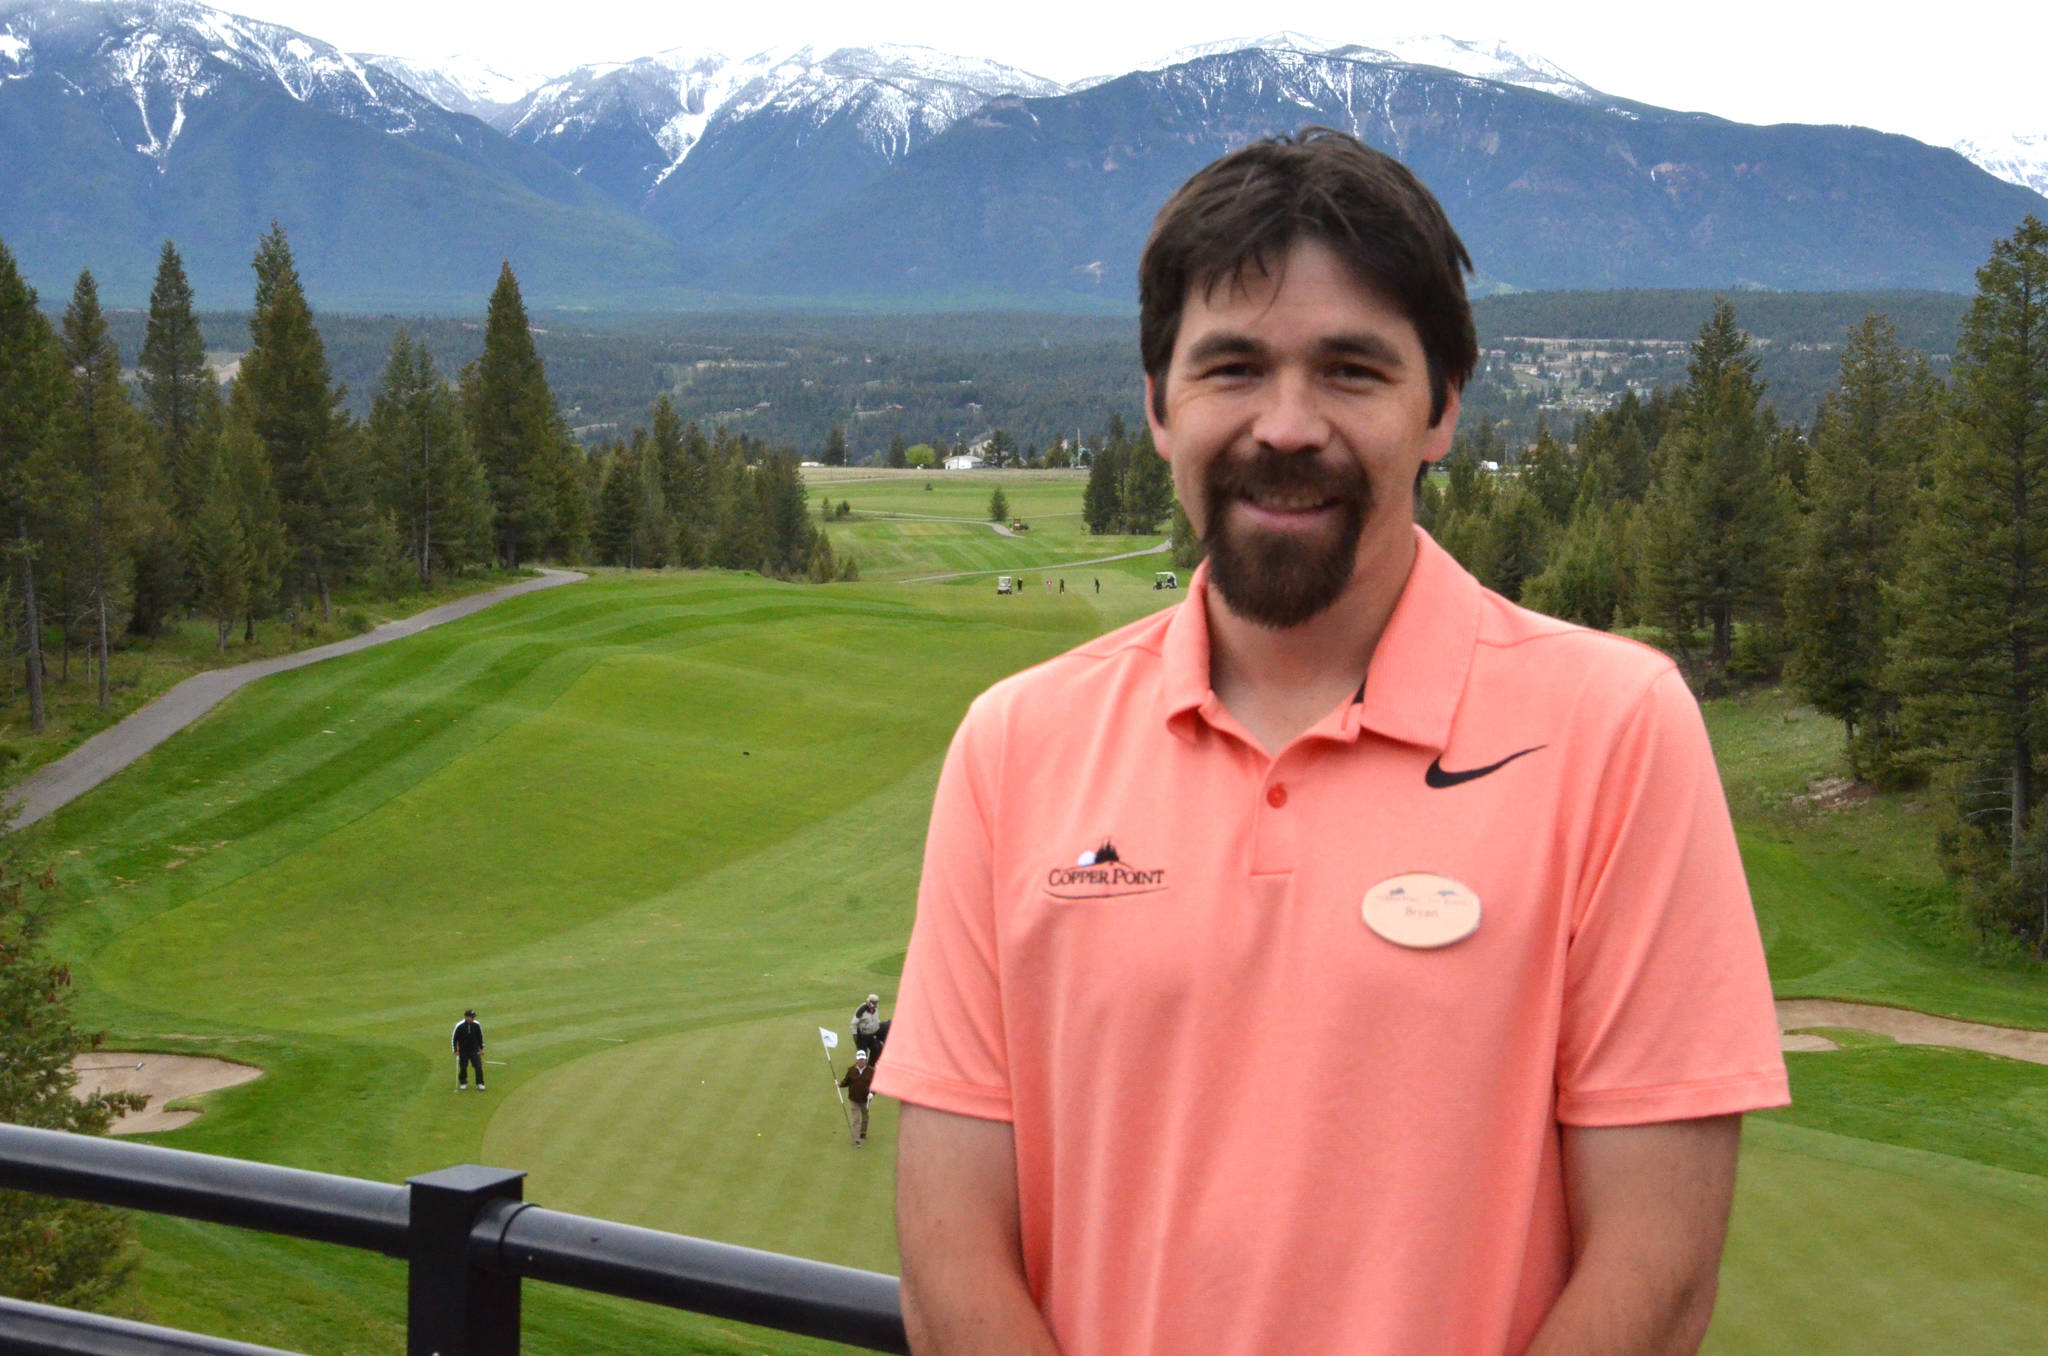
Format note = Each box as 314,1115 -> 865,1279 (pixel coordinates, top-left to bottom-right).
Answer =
1362,873 -> 1482,949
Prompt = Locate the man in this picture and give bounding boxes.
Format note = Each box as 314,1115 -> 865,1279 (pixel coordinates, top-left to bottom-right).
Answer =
839,1048 -> 876,1146
873,128 -> 1788,1356
451,1008 -> 485,1091
852,994 -> 884,1061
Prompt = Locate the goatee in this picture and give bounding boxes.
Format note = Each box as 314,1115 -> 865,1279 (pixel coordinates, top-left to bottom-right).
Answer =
1202,451 -> 1372,629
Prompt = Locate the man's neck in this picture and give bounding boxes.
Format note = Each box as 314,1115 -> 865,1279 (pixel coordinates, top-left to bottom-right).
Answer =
1206,523 -> 1418,755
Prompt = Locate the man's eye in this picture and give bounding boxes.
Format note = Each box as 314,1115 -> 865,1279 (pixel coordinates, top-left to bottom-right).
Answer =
1332,363 -> 1382,382
1203,362 -> 1256,379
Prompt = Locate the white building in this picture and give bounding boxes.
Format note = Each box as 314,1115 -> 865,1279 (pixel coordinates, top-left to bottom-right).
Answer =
943,454 -> 986,471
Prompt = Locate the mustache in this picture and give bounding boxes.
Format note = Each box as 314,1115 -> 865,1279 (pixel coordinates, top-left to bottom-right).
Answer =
1202,451 -> 1372,521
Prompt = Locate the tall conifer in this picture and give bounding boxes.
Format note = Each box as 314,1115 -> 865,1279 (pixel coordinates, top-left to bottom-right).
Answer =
466,263 -> 567,566
0,242 -> 55,729
56,272 -> 144,711
232,223 -> 358,617
1890,217 -> 2048,945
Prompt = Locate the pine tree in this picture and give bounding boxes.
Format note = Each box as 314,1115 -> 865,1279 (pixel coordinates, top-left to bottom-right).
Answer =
1518,417 -> 1578,525
368,332 -> 490,583
186,451 -> 252,651
593,442 -> 637,566
1785,314 -> 1936,768
55,272 -> 145,712
1476,484 -> 1551,602
989,486 -> 1010,522
1635,300 -> 1787,669
1522,494 -> 1630,629
1082,441 -> 1124,534
0,242 -> 57,731
138,240 -> 218,528
465,263 -> 569,566
630,431 -> 672,568
823,424 -> 848,467
0,851 -> 144,1306
218,410 -> 287,643
232,223 -> 359,618
1116,433 -> 1174,534
887,433 -> 908,469
1890,217 -> 2048,947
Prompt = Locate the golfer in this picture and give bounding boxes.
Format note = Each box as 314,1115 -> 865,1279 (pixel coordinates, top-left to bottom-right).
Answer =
839,1048 -> 876,1146
451,1008 -> 485,1091
875,128 -> 1788,1355
852,994 -> 884,1061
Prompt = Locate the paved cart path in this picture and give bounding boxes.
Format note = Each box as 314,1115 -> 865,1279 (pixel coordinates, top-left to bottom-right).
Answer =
900,540 -> 1172,584
1776,998 -> 2048,1063
6,568 -> 586,828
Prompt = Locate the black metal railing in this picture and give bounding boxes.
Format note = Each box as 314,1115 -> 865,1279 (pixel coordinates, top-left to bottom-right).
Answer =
0,1124 -> 908,1356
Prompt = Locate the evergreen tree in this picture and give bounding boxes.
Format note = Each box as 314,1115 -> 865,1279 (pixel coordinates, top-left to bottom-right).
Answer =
55,272 -> 145,712
990,486 -> 1010,522
1116,433 -> 1175,534
0,849 -> 143,1306
465,263 -> 566,566
592,442 -> 637,566
186,451 -> 252,650
1476,484 -> 1551,602
367,331 -> 492,583
887,433 -> 908,469
0,242 -> 56,730
232,223 -> 359,617
630,431 -> 672,567
1522,494 -> 1630,629
138,240 -> 218,528
1518,417 -> 1578,524
823,424 -> 848,467
1082,440 -> 1125,534
1635,300 -> 1787,669
1890,217 -> 2048,947
1785,314 -> 1936,768
985,429 -> 1018,469
219,410 -> 287,643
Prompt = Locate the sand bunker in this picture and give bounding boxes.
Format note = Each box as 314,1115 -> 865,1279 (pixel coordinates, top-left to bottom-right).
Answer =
68,1053 -> 264,1134
1777,999 -> 2048,1066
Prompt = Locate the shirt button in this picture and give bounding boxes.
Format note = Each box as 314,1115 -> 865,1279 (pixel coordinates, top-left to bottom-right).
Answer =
1266,783 -> 1288,808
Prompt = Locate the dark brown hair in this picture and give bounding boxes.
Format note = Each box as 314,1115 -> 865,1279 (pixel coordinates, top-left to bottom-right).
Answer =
1139,127 -> 1478,427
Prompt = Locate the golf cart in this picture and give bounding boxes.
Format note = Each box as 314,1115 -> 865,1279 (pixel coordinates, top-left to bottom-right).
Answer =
997,575 -> 1014,595
1154,571 -> 1179,590
1011,519 -> 1030,531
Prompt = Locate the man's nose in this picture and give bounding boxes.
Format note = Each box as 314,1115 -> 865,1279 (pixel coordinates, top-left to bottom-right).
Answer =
1251,369 -> 1329,452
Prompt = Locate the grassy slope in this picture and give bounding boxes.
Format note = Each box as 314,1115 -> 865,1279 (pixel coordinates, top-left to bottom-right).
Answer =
22,495 -> 2047,1353
0,569 -> 534,779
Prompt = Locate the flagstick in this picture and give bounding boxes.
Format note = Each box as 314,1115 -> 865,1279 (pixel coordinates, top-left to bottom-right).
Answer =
820,1033 -> 856,1145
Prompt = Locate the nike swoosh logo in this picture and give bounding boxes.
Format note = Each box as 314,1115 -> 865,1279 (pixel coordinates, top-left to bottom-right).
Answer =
1425,745 -> 1546,789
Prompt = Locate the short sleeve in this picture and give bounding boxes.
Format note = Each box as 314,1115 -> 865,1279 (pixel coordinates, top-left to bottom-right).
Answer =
870,704 -> 1015,1120
1555,667 -> 1789,1125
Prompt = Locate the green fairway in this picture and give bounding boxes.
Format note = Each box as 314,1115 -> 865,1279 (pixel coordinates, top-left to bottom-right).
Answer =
804,468 -> 1171,581
23,477 -> 2048,1354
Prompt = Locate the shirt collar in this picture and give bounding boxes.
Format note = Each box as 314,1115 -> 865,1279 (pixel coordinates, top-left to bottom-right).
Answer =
1162,526 -> 1478,753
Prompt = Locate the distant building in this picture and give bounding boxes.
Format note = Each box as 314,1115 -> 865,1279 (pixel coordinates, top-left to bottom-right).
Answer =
944,454 -> 986,470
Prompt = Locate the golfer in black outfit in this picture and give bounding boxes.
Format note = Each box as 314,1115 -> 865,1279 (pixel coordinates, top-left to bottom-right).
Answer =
453,1009 -> 485,1090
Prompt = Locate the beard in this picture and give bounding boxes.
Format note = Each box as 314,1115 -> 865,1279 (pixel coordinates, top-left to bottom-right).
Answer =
1201,450 -> 1372,629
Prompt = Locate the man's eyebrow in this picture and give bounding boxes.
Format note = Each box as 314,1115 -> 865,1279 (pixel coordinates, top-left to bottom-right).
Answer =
1181,332 -> 1265,366
1321,333 -> 1407,367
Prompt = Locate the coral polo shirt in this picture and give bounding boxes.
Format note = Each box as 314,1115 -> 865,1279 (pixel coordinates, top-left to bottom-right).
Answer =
875,528 -> 1788,1356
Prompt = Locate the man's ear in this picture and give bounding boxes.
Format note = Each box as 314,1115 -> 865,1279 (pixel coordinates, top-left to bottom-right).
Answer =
1422,385 -> 1463,464
1145,373 -> 1171,458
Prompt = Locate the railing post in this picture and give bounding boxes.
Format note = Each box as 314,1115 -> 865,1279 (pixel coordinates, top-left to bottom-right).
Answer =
407,1165 -> 527,1356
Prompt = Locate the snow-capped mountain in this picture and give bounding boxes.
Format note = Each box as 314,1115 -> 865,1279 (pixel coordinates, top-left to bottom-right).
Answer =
355,51 -> 539,123
0,0 -> 480,170
0,0 -> 682,305
1953,133 -> 2048,198
495,42 -> 1062,212
1082,31 -> 1602,105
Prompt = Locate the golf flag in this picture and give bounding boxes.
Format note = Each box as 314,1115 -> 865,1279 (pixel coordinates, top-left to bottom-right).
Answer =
819,1027 -> 839,1050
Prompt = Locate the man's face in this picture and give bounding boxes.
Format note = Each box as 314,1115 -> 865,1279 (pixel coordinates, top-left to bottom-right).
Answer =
1146,239 -> 1458,629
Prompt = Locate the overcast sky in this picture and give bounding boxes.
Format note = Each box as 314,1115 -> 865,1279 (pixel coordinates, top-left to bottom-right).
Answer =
214,0 -> 2039,148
